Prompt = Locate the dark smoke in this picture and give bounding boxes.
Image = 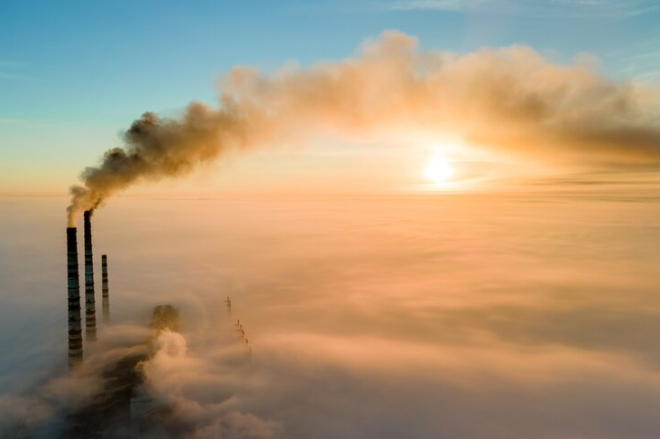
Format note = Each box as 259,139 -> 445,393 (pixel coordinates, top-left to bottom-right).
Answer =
67,106 -> 250,225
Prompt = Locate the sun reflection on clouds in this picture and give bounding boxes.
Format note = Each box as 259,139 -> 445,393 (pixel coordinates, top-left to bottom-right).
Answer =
416,142 -> 469,191
423,153 -> 455,184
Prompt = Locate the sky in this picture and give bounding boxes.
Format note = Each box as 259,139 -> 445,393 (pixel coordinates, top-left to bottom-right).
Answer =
2,2 -> 660,438
1,0 -> 660,197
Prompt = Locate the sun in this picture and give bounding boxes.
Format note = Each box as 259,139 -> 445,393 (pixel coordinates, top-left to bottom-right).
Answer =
423,154 -> 454,184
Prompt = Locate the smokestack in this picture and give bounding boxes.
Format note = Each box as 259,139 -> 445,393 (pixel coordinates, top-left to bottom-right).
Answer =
67,227 -> 83,367
83,211 -> 97,342
102,254 -> 110,324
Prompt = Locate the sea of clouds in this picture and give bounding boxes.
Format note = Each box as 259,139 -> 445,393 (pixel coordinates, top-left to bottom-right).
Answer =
1,193 -> 660,438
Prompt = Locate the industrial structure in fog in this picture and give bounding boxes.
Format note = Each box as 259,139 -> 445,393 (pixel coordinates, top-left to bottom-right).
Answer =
62,210 -> 185,438
57,211 -> 252,438
83,211 -> 97,342
1,210 -> 253,439
102,254 -> 110,323
66,211 -> 109,367
66,226 -> 83,367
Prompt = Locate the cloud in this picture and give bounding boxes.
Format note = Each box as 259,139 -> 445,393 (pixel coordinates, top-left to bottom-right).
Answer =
0,324 -> 152,437
390,0 -> 465,11
4,192 -> 660,438
389,0 -> 660,17
142,330 -> 279,439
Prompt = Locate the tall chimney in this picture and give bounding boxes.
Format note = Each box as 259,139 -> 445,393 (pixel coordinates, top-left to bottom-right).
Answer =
67,227 -> 83,367
83,211 -> 97,341
102,254 -> 110,324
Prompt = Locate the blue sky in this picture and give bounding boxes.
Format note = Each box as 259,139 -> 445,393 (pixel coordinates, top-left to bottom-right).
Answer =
1,0 -> 659,192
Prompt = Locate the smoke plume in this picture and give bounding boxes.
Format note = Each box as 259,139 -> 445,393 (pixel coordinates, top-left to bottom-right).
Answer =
67,31 -> 660,223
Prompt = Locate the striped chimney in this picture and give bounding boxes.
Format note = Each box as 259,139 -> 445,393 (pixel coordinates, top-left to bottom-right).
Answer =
66,227 -> 83,367
102,254 -> 110,324
83,211 -> 97,341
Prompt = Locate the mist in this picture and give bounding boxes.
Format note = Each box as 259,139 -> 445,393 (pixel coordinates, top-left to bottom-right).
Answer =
3,192 -> 660,438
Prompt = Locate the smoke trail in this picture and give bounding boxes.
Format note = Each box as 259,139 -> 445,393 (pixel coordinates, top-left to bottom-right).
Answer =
66,106 -> 253,225
67,31 -> 660,223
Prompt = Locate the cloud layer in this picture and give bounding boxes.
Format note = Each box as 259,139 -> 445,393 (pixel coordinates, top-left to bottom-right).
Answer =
3,193 -> 660,438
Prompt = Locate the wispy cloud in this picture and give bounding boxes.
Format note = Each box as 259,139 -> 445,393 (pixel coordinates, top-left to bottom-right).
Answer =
0,71 -> 31,81
389,0 -> 660,18
390,0 -> 465,11
606,35 -> 660,85
0,118 -> 28,125
0,61 -> 27,68
0,60 -> 40,82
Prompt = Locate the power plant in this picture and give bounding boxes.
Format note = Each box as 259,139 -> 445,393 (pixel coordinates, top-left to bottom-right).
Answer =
83,211 -> 97,342
0,208 -> 255,439
66,227 -> 83,368
102,254 -> 110,324
56,211 -> 253,438
65,211 -> 100,365
62,212 -> 177,438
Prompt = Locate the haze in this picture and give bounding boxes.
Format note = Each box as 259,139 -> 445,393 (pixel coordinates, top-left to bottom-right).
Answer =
1,0 -> 660,438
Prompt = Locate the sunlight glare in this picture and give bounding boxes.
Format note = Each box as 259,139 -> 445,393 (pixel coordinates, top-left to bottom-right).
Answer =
423,154 -> 454,184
